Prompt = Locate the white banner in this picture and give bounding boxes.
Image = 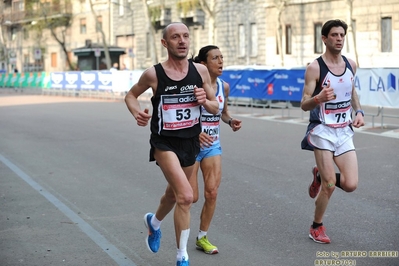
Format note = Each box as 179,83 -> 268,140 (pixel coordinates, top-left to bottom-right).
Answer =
111,70 -> 144,93
355,68 -> 399,108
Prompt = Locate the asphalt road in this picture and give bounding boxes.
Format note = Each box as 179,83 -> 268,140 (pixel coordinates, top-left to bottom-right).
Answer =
0,95 -> 398,266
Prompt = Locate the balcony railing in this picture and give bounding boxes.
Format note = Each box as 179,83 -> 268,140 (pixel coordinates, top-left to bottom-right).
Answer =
2,2 -> 72,24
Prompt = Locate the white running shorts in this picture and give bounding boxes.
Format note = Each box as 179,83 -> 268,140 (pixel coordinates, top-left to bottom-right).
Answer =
307,124 -> 355,156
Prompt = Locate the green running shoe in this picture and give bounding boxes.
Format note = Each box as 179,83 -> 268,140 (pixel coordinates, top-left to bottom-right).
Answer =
196,236 -> 219,254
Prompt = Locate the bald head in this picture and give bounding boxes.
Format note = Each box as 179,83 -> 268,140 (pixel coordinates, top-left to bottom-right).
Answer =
162,22 -> 189,39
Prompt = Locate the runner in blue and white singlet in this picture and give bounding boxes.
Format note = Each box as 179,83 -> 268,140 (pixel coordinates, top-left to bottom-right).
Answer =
189,45 -> 242,255
196,78 -> 225,160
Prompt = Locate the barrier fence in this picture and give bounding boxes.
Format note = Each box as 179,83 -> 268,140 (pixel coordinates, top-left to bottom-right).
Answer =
0,72 -> 49,89
220,67 -> 399,127
1,68 -> 398,127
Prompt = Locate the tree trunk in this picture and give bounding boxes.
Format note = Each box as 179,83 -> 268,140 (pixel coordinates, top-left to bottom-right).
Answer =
0,24 -> 7,63
142,0 -> 158,64
89,0 -> 111,69
49,27 -> 74,70
346,0 -> 359,66
38,2 -> 74,71
199,0 -> 216,44
276,9 -> 284,66
275,0 -> 288,67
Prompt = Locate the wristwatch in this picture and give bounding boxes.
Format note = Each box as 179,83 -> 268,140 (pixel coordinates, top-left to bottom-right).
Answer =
355,110 -> 365,117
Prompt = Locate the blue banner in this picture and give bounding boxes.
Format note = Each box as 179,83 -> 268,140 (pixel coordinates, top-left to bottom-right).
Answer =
221,69 -> 305,102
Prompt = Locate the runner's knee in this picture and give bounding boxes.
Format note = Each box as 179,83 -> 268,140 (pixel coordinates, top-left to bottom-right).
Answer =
176,192 -> 193,207
321,181 -> 336,195
204,188 -> 218,202
341,174 -> 358,192
344,182 -> 357,192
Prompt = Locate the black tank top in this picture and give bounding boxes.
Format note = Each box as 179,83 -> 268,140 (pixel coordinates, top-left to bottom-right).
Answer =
151,61 -> 203,138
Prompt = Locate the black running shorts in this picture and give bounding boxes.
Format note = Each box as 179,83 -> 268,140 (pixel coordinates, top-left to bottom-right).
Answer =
149,133 -> 200,167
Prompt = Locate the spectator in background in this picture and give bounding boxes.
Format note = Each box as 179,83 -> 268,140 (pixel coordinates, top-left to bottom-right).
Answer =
110,62 -> 118,71
121,63 -> 129,70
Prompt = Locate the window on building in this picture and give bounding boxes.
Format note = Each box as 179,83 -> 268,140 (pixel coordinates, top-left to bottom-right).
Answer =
24,54 -> 29,64
238,24 -> 245,57
250,23 -> 258,57
285,24 -> 292,55
12,0 -> 24,11
80,18 -> 86,34
11,27 -> 17,41
43,0 -> 51,10
314,22 -> 323,54
119,0 -> 124,16
96,16 -> 102,32
51,53 -> 57,68
146,32 -> 150,58
23,28 -> 29,40
381,17 -> 392,53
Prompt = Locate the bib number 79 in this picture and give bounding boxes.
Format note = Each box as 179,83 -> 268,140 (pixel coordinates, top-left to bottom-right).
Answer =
176,109 -> 191,121
335,113 -> 347,123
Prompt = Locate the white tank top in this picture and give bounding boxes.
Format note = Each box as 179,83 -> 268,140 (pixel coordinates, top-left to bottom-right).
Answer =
319,67 -> 354,128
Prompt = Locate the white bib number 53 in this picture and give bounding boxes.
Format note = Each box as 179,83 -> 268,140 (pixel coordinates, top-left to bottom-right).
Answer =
161,93 -> 200,130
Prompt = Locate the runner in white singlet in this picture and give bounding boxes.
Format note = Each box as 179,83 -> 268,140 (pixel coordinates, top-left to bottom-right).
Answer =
300,19 -> 365,245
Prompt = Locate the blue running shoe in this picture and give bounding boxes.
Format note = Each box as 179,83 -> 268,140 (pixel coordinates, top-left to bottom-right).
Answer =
143,213 -> 161,253
176,256 -> 190,266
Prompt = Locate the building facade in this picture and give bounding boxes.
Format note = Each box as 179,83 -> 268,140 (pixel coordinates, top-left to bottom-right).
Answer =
0,0 -> 398,73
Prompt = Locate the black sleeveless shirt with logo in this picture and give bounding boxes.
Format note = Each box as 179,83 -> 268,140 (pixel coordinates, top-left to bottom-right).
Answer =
151,61 -> 203,138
